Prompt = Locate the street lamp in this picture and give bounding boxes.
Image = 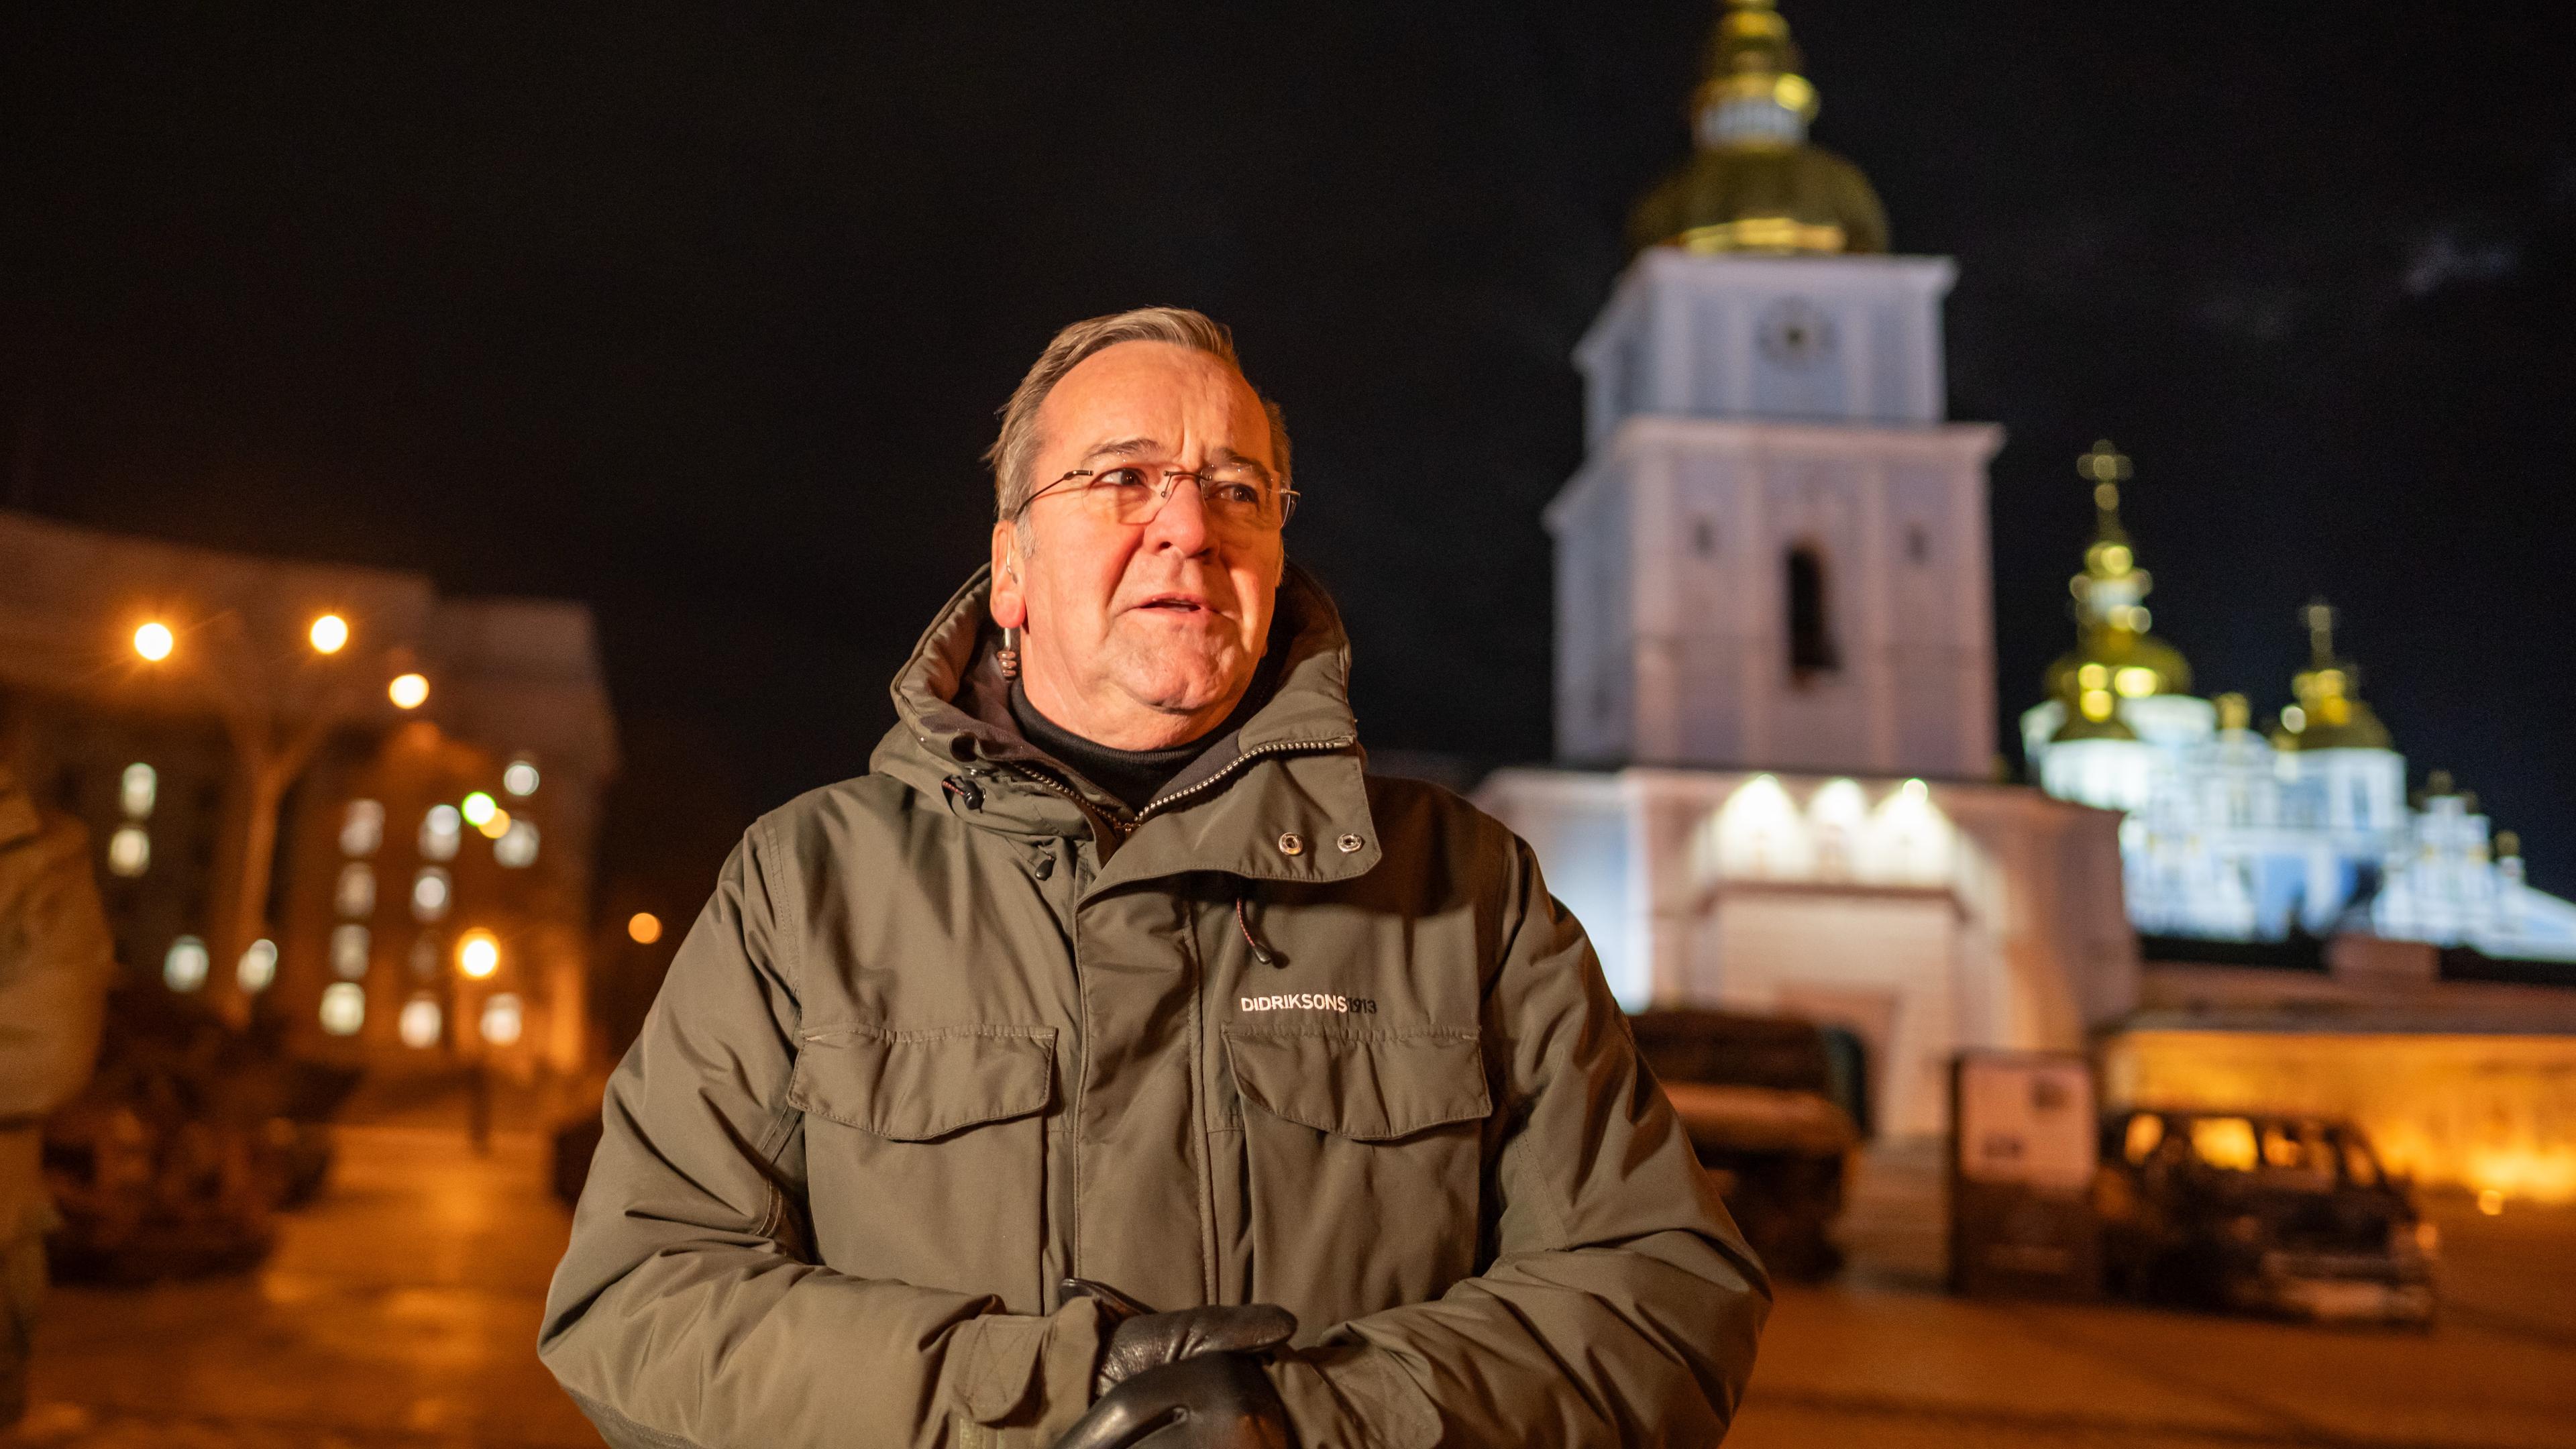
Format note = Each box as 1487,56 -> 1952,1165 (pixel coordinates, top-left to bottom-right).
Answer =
456,928 -> 501,979
133,621 -> 174,661
309,614 -> 350,654
388,672 -> 430,709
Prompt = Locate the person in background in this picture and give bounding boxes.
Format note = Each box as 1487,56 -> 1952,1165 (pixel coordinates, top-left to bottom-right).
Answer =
0,689 -> 116,1429
541,308 -> 1768,1447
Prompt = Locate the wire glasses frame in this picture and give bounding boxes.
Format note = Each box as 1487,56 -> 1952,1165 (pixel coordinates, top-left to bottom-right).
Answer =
1016,465 -> 1301,532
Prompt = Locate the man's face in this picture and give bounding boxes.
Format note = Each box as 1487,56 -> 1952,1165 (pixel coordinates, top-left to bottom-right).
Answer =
989,341 -> 1285,749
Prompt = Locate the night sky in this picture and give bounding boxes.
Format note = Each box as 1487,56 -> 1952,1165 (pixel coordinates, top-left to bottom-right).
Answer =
5,3 -> 2571,916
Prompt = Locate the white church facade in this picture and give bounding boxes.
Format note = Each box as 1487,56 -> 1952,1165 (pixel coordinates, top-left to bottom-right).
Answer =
1475,0 -> 2136,1138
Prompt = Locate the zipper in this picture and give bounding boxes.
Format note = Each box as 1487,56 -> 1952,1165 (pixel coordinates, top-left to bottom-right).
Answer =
1133,735 -> 1358,825
1000,733 -> 1356,846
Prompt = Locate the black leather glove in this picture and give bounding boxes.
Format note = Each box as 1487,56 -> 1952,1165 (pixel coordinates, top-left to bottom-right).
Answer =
1049,1353 -> 1292,1449
1062,1279 -> 1298,1397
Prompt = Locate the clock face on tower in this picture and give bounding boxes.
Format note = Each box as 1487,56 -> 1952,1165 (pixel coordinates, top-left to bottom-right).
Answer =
1756,297 -> 1837,370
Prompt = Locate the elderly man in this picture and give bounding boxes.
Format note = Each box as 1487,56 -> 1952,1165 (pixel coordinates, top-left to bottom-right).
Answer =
541,309 -> 1768,1448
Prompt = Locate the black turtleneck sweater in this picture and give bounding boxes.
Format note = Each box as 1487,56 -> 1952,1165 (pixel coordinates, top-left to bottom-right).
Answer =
1008,682 -> 1211,815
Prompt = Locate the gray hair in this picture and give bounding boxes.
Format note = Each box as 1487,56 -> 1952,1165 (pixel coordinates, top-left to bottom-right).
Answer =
985,307 -> 1291,526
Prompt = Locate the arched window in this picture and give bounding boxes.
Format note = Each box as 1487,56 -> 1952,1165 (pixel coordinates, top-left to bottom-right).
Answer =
1786,545 -> 1837,678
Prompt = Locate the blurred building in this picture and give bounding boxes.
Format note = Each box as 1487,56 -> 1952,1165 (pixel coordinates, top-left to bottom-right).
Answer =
0,509 -> 615,1079
2021,464 -> 2576,963
1478,0 -> 2137,1138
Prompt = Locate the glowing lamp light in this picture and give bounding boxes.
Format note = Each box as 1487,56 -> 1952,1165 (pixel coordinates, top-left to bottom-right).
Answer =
163,936 -> 211,993
480,993 -> 525,1046
460,792 -> 498,828
237,938 -> 279,994
388,673 -> 430,709
627,912 -> 663,945
319,982 -> 366,1036
133,621 -> 174,661
398,996 -> 443,1049
456,929 -> 500,979
2112,665 -> 2159,698
502,759 -> 540,797
476,806 -> 512,841
309,613 -> 350,653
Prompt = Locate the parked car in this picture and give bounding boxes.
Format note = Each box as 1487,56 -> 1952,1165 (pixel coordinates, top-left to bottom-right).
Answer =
2096,1108 -> 2436,1326
1628,1010 -> 1864,1281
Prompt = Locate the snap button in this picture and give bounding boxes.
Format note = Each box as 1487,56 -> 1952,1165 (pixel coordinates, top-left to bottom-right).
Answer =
1336,833 -> 1364,854
1277,832 -> 1305,856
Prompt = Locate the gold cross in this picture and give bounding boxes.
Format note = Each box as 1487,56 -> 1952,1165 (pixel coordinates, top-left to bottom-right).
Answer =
2077,439 -> 2132,513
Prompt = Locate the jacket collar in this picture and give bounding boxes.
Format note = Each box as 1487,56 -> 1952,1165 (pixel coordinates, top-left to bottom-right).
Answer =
872,562 -> 1381,888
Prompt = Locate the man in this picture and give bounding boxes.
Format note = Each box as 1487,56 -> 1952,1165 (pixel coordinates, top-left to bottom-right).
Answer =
0,694 -> 115,1430
541,309 -> 1768,1447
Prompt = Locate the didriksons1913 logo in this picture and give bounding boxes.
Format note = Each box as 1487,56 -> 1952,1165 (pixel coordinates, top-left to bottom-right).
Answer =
1238,992 -> 1377,1014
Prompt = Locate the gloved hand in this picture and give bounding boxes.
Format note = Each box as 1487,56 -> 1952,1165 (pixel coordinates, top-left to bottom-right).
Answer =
1049,1352 -> 1292,1449
1061,1279 -> 1298,1397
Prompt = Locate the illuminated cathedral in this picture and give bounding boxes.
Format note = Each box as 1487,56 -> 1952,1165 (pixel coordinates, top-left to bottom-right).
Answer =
2021,443 -> 2576,963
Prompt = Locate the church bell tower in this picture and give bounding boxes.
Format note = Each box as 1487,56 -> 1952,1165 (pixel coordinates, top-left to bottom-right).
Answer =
1550,0 -> 2001,777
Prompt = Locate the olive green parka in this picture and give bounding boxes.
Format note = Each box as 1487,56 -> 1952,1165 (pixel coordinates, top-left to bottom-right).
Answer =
539,567 -> 1768,1447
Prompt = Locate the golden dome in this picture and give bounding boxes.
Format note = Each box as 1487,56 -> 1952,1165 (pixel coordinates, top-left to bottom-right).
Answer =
2278,600 -> 2394,751
2043,442 -> 2194,728
1629,0 -> 1889,256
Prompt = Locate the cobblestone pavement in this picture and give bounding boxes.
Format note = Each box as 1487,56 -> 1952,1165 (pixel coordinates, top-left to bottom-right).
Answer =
6,1124 -> 2573,1446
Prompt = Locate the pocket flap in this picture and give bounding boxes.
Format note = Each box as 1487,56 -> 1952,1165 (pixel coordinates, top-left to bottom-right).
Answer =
1223,1028 -> 1490,1141
790,1024 -> 1056,1141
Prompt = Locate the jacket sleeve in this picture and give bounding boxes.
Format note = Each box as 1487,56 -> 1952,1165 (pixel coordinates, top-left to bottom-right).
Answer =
1265,838 -> 1772,1448
0,816 -> 115,1126
538,820 -> 1107,1448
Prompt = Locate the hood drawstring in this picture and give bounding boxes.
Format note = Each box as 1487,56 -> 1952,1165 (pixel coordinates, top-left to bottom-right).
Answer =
1235,892 -> 1281,969
941,775 -> 985,811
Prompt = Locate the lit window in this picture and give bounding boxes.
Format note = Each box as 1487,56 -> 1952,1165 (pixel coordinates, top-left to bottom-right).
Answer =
398,996 -> 443,1049
341,800 -> 384,857
2124,1113 -> 2166,1165
319,982 -> 366,1036
494,818 -> 539,868
2190,1117 -> 2259,1172
502,758 -> 540,797
337,863 -> 376,919
164,936 -> 211,992
412,867 -> 451,921
120,763 -> 158,820
237,938 -> 278,994
419,804 -> 462,861
107,826 -> 151,877
480,994 -> 525,1046
330,924 -> 371,979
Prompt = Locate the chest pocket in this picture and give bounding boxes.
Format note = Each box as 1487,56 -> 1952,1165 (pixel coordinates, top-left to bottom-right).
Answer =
788,1024 -> 1055,1310
1221,1027 -> 1490,1325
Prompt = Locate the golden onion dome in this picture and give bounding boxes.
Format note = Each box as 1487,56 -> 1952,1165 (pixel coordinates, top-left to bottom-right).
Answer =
2277,600 -> 2395,751
2041,441 -> 2195,724
1629,0 -> 1889,256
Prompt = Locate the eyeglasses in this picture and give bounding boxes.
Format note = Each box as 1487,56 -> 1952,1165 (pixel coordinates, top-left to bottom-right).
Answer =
1018,464 -> 1299,533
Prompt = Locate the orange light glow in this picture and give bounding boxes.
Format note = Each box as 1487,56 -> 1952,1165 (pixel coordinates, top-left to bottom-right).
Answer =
627,912 -> 663,945
133,621 -> 174,661
388,673 -> 430,709
456,929 -> 500,979
309,614 -> 350,653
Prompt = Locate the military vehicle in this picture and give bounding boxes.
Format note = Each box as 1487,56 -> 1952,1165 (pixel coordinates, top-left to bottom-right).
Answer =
2096,1108 -> 2436,1325
1628,1009 -> 1866,1281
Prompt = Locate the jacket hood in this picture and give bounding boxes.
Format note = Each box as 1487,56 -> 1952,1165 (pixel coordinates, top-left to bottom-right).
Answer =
870,561 -> 1380,887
